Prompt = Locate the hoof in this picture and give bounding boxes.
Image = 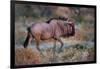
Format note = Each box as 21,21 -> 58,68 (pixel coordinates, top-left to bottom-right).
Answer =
23,45 -> 27,48
40,52 -> 45,57
58,49 -> 63,53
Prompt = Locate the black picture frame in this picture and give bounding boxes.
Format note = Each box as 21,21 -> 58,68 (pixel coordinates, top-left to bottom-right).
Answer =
10,1 -> 97,68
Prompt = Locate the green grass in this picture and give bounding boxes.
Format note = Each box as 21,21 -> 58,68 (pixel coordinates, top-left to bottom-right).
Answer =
72,44 -> 87,50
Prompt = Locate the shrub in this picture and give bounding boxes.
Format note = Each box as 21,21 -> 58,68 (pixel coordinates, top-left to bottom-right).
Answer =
73,44 -> 87,50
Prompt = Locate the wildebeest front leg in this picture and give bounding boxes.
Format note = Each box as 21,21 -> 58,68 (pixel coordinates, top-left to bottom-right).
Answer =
53,39 -> 56,52
52,39 -> 56,61
56,37 -> 63,53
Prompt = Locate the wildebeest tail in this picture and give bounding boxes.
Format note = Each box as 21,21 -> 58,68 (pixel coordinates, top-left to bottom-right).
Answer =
23,27 -> 31,48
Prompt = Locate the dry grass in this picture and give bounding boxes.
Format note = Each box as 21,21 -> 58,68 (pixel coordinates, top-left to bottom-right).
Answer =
41,47 -> 95,63
15,46 -> 95,65
15,48 -> 41,65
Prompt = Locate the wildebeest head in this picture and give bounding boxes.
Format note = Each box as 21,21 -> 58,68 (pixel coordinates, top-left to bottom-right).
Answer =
64,21 -> 75,37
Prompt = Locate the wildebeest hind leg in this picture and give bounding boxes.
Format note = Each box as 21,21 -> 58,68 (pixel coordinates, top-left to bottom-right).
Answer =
56,37 -> 63,53
35,38 -> 44,57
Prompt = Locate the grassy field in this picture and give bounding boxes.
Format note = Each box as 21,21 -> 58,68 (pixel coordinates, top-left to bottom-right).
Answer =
15,43 -> 95,66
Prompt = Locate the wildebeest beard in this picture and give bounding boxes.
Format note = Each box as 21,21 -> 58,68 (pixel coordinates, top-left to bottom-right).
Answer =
62,23 -> 75,37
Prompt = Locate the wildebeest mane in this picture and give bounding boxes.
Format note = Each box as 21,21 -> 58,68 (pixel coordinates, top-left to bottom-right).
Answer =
46,18 -> 58,23
46,16 -> 68,24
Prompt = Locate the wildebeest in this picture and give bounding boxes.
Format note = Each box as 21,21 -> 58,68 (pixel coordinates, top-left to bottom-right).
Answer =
23,16 -> 75,55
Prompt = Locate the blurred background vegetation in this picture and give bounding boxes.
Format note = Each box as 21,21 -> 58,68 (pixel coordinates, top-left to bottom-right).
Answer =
15,4 -> 95,45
